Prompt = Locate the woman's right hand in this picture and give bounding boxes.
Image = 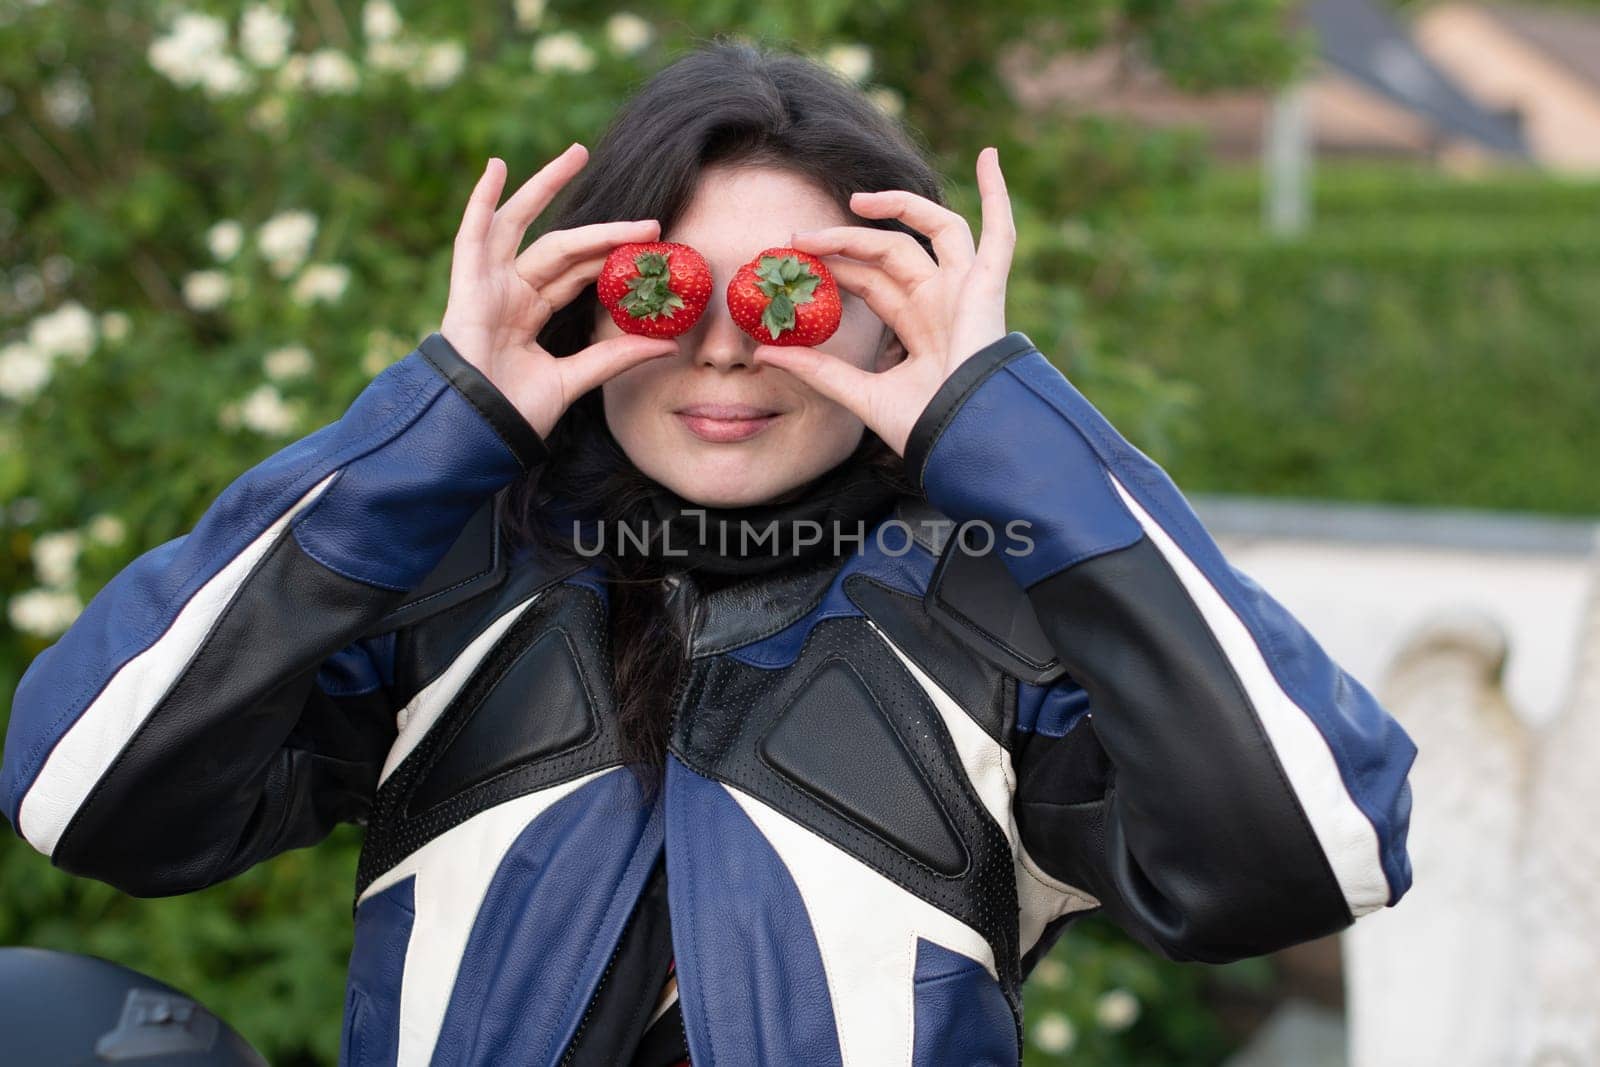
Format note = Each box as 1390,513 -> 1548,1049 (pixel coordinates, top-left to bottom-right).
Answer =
438,144 -> 681,441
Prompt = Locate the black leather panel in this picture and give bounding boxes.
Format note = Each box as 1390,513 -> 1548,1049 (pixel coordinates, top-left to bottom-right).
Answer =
362,490 -> 508,639
892,494 -> 957,555
841,572 -> 1012,746
690,554 -> 841,659
54,529 -> 406,895
395,549 -> 588,710
1015,536 -> 1353,962
1014,715 -> 1113,809
926,526 -> 1065,685
354,582 -> 625,905
759,657 -> 968,876
670,614 -> 1024,1019
407,626 -> 596,815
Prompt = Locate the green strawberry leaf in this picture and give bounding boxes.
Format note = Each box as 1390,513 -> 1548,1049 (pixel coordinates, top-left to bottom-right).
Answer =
618,251 -> 684,318
787,273 -> 821,302
752,255 -> 822,318
634,251 -> 669,276
762,292 -> 796,338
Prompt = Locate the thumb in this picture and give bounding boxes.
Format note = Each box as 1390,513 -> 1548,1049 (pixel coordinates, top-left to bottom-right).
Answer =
753,344 -> 877,424
560,333 -> 680,396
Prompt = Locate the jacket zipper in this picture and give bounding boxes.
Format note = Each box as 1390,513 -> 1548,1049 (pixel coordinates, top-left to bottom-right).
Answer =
561,574 -> 697,1066
557,912 -> 630,1067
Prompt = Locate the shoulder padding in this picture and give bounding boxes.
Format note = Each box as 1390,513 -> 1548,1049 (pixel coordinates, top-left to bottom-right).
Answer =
894,495 -> 1066,685
361,488 -> 510,637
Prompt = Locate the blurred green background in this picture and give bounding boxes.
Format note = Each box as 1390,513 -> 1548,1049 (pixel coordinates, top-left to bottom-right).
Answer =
2,1 -> 1595,1063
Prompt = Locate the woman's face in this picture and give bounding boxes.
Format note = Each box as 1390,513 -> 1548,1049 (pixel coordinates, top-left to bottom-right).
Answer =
596,164 -> 905,508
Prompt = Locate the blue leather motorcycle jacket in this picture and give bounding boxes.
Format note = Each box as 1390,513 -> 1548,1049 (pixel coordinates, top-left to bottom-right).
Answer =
0,329 -> 1417,1066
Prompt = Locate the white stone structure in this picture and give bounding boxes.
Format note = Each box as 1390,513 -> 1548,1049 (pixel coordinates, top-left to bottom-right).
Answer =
1192,493 -> 1600,1067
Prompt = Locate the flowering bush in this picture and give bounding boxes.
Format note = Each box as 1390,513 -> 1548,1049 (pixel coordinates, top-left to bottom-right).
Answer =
0,1 -> 1297,1062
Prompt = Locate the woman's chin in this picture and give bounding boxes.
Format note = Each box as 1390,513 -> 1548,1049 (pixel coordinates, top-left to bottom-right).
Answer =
669,477 -> 782,510
653,456 -> 796,510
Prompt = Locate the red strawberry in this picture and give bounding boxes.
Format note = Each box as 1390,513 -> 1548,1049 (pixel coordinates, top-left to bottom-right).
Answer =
597,241 -> 712,339
726,247 -> 841,347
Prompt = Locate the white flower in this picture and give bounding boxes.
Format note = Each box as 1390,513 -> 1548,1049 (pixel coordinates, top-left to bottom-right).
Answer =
1032,957 -> 1068,988
367,38 -> 421,73
514,0 -> 546,31
276,53 -> 308,91
868,86 -> 903,118
249,96 -> 288,133
0,341 -> 51,401
1094,988 -> 1140,1031
257,210 -> 317,277
27,301 -> 97,363
822,43 -> 872,84
263,344 -> 313,380
362,0 -> 402,42
207,219 -> 244,261
100,311 -> 130,342
290,263 -> 350,305
239,383 -> 300,435
42,75 -> 91,127
147,12 -> 229,88
305,48 -> 359,94
12,268 -> 45,311
240,5 -> 293,69
532,32 -> 595,74
8,588 -> 83,638
605,14 -> 653,56
410,41 -> 465,89
182,270 -> 232,312
41,255 -> 73,286
31,529 -> 81,588
1032,1012 -> 1076,1054
198,53 -> 253,98
86,512 -> 127,547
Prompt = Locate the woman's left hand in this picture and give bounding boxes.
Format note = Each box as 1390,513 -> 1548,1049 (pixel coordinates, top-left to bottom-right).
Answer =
751,146 -> 1016,458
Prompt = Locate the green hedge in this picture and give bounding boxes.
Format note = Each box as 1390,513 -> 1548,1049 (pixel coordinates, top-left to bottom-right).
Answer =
1083,165 -> 1600,516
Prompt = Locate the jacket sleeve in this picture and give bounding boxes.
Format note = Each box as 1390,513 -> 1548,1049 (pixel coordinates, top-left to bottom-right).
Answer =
903,331 -> 1417,964
0,333 -> 545,897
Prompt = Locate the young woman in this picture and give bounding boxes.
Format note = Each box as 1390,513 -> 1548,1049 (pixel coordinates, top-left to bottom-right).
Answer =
0,40 -> 1417,1067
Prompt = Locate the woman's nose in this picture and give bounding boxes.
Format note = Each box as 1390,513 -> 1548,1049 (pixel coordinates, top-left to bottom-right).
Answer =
691,290 -> 758,370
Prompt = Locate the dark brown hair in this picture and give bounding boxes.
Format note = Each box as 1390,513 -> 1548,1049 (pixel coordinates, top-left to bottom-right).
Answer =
500,35 -> 945,800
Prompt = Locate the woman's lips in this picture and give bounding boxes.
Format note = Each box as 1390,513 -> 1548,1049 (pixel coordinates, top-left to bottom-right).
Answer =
675,410 -> 781,442
674,403 -> 781,443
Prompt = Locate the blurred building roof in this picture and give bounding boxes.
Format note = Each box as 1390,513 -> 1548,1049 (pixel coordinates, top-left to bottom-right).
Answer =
1476,1 -> 1600,92
1305,0 -> 1528,155
1004,0 -> 1600,172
